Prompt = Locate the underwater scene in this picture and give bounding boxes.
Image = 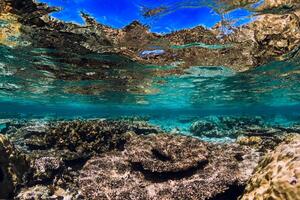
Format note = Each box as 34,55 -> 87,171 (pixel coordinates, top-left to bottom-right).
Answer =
0,0 -> 300,199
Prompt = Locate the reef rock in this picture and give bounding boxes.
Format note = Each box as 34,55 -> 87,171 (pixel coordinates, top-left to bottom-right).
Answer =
15,185 -> 75,200
6,119 -> 160,161
16,185 -> 53,200
32,156 -> 63,182
79,133 -> 258,200
0,134 -> 29,199
190,116 -> 264,138
241,136 -> 300,200
127,134 -> 208,173
236,132 -> 299,153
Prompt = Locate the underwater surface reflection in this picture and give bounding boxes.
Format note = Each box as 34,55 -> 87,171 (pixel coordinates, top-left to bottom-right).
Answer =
0,0 -> 300,132
0,45 -> 300,127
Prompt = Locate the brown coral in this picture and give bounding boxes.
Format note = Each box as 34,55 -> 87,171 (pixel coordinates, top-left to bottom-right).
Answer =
79,133 -> 256,200
126,134 -> 208,173
241,136 -> 300,200
8,119 -> 160,161
0,134 -> 29,199
0,13 -> 21,47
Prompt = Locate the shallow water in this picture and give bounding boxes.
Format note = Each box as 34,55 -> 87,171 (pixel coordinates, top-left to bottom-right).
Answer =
1,44 -> 300,132
1,0 -> 300,137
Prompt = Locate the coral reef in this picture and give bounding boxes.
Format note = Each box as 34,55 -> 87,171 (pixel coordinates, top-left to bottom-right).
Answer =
127,134 -> 208,173
189,116 -> 300,152
241,136 -> 300,200
16,185 -> 54,200
1,119 -> 159,199
15,184 -> 76,200
32,156 -> 63,182
0,119 -> 298,199
236,132 -> 298,153
79,133 -> 258,200
0,134 -> 29,199
0,0 -> 299,199
190,116 -> 265,138
6,119 -> 160,161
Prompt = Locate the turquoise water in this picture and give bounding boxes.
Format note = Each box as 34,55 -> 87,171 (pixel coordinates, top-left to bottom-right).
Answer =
171,42 -> 232,49
1,0 -> 300,133
1,44 -> 300,132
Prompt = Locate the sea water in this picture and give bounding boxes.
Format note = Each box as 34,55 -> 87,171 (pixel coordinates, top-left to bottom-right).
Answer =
0,44 -> 300,135
1,0 -> 300,139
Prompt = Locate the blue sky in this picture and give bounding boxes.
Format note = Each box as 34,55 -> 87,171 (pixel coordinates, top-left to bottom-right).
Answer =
39,0 -> 252,33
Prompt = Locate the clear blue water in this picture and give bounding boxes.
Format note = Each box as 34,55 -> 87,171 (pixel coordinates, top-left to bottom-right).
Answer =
1,0 -> 300,137
1,44 -> 300,132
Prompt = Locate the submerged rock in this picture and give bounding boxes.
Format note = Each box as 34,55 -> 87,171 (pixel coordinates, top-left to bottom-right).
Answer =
241,136 -> 300,200
0,134 -> 29,199
127,134 -> 208,173
32,156 -> 63,182
79,133 -> 258,200
236,132 -> 298,152
6,119 -> 160,161
16,184 -> 76,200
16,185 -> 53,200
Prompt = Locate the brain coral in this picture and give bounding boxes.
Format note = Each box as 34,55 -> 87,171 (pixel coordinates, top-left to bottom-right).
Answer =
241,136 -> 300,200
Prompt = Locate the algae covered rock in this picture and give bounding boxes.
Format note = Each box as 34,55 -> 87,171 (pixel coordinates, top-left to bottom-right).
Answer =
32,156 -> 63,181
15,185 -> 76,200
0,134 -> 29,199
79,133 -> 256,200
6,119 -> 160,161
43,120 -> 158,154
236,132 -> 299,153
241,136 -> 300,200
16,185 -> 53,200
127,134 -> 208,173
